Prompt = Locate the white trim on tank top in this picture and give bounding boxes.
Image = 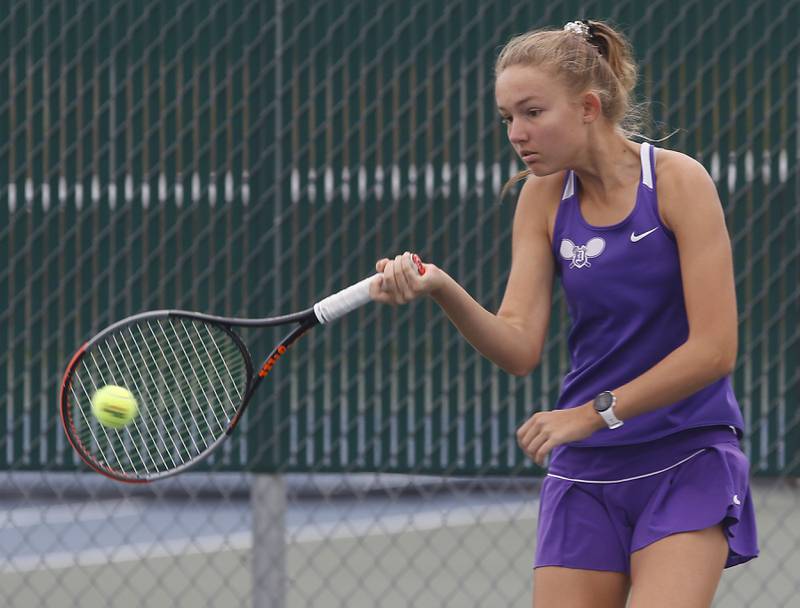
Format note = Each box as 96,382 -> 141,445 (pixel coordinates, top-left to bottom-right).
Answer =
561,171 -> 575,200
561,141 -> 654,201
641,141 -> 654,189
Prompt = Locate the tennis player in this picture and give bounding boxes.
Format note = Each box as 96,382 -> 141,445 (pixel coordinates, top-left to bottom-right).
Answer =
371,18 -> 758,608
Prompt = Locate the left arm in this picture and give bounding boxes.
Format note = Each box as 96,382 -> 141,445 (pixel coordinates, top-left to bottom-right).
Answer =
604,153 -> 738,421
517,152 -> 739,464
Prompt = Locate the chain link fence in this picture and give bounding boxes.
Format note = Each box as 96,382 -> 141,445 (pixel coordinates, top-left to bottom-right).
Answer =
1,0 -> 798,606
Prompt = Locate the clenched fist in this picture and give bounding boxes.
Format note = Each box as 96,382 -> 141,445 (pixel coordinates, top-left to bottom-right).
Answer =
370,252 -> 444,305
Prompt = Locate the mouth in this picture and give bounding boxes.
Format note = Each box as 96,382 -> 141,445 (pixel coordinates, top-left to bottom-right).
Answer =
520,151 -> 538,163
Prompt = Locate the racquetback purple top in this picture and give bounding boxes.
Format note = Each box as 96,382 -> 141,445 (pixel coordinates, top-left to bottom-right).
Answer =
549,142 -> 744,448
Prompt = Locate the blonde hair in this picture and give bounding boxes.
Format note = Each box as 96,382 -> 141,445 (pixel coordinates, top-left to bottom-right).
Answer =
495,20 -> 646,198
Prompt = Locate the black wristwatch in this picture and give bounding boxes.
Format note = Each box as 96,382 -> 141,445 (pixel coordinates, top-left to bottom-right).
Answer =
593,391 -> 624,429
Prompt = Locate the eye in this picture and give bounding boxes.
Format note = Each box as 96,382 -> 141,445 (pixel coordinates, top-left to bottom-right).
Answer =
527,108 -> 542,118
499,115 -> 511,125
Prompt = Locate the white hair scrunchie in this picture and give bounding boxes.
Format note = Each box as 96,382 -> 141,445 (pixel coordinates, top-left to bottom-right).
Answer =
563,21 -> 590,39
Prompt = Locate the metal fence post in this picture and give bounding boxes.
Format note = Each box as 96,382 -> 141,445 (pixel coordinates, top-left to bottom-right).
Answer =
251,474 -> 287,608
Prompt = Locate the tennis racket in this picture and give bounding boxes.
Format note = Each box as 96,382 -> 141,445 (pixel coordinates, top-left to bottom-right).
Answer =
60,257 -> 425,483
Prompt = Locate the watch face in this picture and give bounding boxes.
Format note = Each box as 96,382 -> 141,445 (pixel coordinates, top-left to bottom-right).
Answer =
594,391 -> 613,412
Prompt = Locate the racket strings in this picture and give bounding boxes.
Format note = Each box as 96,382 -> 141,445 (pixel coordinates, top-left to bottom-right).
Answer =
67,317 -> 248,479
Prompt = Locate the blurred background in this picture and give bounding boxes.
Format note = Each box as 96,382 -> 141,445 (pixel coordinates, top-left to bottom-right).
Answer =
1,0 -> 798,606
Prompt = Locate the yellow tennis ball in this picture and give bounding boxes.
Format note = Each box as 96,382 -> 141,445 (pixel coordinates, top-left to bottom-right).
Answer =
91,385 -> 139,429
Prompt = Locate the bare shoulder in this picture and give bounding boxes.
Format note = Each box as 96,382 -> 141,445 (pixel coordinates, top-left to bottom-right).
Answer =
514,170 -> 566,245
654,148 -> 712,182
655,148 -> 721,233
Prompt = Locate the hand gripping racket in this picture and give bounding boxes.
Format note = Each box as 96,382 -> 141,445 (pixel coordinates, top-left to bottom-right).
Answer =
60,258 -> 425,483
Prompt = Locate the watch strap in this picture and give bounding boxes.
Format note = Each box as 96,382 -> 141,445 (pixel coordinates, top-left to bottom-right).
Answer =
599,407 -> 624,430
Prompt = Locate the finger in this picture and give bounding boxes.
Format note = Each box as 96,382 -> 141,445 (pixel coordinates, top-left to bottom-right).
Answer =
369,275 -> 389,302
404,252 -> 419,274
515,419 -> 531,446
400,252 -> 421,298
519,414 -> 544,448
376,258 -> 389,272
398,253 -> 418,302
522,427 -> 549,461
534,439 -> 556,466
374,293 -> 395,305
394,253 -> 412,302
515,414 -> 538,446
384,256 -> 406,304
383,259 -> 401,303
411,253 -> 426,276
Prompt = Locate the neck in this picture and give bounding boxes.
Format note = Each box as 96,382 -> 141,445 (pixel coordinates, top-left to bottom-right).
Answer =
571,128 -> 641,206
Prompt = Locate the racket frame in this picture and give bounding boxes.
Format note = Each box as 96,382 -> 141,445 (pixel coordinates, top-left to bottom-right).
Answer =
60,271 -> 381,482
60,308 -> 320,483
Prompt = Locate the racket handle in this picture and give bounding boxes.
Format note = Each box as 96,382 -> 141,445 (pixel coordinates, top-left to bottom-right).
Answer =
313,274 -> 380,324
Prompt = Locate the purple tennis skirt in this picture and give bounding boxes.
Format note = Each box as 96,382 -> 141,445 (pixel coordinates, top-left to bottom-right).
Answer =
534,426 -> 759,573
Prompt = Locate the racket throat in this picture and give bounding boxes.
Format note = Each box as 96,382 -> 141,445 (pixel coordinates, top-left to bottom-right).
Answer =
258,344 -> 287,378
229,322 -> 312,435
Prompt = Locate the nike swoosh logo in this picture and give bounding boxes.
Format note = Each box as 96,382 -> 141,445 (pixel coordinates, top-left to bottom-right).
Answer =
630,227 -> 659,242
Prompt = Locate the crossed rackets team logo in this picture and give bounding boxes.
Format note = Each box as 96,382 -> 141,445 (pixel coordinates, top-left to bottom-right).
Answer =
560,237 -> 606,269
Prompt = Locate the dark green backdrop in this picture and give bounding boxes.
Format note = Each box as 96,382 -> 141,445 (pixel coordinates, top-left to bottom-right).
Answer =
1,0 -> 797,475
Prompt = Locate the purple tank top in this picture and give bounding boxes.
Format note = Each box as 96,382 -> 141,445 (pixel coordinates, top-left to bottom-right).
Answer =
549,142 -> 744,448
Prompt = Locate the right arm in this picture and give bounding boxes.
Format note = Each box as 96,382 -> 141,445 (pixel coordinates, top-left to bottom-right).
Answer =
372,175 -> 557,376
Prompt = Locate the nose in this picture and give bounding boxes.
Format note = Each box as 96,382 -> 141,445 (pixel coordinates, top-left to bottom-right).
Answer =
507,119 -> 528,145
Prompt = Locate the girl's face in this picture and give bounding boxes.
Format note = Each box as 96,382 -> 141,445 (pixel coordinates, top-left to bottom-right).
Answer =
495,65 -> 587,176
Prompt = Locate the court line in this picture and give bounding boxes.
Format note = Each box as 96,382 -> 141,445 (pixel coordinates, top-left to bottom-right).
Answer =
0,499 -> 143,528
0,501 -> 537,574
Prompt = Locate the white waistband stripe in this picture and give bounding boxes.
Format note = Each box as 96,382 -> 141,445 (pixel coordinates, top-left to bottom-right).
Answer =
546,448 -> 707,484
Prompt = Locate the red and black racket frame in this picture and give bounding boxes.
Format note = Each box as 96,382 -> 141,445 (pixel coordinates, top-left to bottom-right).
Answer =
60,307 -> 321,483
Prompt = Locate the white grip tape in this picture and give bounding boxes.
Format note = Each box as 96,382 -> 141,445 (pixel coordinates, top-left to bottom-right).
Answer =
313,274 -> 379,324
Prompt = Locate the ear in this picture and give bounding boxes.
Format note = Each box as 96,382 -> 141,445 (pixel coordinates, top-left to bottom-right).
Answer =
581,91 -> 602,123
